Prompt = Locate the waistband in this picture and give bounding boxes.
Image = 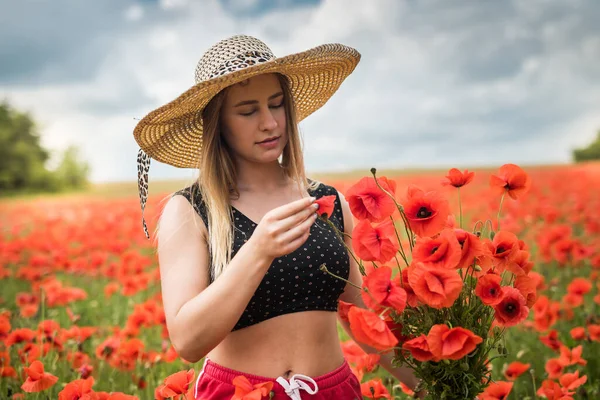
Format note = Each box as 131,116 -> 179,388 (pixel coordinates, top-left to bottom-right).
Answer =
198,357 -> 352,392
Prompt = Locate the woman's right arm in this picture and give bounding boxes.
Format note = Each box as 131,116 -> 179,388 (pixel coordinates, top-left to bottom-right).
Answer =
157,195 -> 318,363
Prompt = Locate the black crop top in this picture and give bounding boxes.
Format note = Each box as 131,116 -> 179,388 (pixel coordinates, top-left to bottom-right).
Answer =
173,181 -> 350,331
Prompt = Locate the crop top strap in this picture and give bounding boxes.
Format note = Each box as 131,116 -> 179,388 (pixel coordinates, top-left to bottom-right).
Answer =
307,179 -> 345,233
172,183 -> 209,228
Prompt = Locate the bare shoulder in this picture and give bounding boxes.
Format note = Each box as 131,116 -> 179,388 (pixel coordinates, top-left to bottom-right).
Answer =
336,190 -> 354,233
157,195 -> 211,324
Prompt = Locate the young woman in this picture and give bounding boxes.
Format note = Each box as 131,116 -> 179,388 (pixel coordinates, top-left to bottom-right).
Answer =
133,35 -> 422,399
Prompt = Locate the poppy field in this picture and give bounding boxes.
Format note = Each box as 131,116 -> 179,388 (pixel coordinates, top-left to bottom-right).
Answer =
1,163 -> 599,399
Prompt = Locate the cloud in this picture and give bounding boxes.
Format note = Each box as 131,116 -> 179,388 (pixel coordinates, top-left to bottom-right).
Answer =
0,0 -> 598,182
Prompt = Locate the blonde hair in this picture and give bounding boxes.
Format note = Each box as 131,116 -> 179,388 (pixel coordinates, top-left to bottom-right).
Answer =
186,73 -> 318,281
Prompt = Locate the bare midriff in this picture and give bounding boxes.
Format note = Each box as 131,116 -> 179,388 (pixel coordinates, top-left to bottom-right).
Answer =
206,310 -> 345,379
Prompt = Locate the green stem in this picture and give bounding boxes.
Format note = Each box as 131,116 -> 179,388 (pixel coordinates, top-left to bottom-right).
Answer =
391,216 -> 409,266
496,192 -> 505,231
319,264 -> 361,289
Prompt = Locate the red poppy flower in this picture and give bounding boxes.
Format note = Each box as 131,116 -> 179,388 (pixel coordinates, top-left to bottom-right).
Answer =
158,369 -> 195,398
570,327 -> 586,341
352,220 -> 399,263
514,275 -> 538,308
558,344 -> 587,367
314,195 -> 336,219
545,358 -> 564,379
441,168 -> 475,188
58,377 -> 95,400
567,277 -> 592,296
559,370 -> 587,391
337,300 -> 353,323
402,334 -> 435,362
479,381 -> 514,400
401,268 -> 419,307
232,375 -> 273,400
504,361 -> 530,380
475,273 -> 504,306
412,229 -> 462,269
489,164 -> 531,200
361,378 -> 391,399
454,229 -> 485,269
361,266 -> 407,313
346,176 -> 397,222
427,324 -> 483,360
403,185 -> 450,237
21,360 -> 58,393
489,231 -> 520,272
407,262 -> 463,309
493,287 -> 529,327
347,306 -> 398,351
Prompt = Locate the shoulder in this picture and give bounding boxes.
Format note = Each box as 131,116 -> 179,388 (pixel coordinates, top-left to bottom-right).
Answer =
161,184 -> 209,240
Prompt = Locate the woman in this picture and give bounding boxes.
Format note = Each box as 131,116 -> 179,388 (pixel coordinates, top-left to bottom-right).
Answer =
133,35 -> 422,399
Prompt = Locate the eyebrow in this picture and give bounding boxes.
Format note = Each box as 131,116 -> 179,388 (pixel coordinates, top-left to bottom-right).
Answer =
233,92 -> 283,107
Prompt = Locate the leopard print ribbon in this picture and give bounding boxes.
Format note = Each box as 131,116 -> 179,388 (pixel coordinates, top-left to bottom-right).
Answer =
137,148 -> 151,239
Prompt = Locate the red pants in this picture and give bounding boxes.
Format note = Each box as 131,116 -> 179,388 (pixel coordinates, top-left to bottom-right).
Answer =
194,358 -> 362,399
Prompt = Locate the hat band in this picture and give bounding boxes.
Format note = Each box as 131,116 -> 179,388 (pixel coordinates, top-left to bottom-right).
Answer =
205,50 -> 274,81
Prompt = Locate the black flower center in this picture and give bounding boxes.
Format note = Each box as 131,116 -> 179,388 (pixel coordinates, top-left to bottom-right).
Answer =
504,303 -> 516,315
417,207 -> 432,218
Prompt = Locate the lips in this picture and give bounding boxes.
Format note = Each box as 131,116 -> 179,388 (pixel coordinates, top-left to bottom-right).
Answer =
257,136 -> 280,144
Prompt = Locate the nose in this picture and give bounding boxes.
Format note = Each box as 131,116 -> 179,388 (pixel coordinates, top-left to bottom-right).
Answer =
258,106 -> 278,132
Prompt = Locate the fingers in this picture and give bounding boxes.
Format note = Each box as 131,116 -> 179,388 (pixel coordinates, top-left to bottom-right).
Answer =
277,202 -> 319,231
268,196 -> 316,221
278,211 -> 317,248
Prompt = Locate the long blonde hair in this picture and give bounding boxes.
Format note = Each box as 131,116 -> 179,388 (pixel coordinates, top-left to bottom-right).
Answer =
192,73 -> 318,281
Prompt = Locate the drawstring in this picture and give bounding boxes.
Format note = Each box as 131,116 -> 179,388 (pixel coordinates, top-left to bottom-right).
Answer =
276,374 -> 319,400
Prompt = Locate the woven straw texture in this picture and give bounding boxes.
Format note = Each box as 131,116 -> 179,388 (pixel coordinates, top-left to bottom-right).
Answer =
133,35 -> 361,169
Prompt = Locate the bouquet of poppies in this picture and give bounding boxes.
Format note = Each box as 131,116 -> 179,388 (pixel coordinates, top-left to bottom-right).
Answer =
320,164 -> 535,400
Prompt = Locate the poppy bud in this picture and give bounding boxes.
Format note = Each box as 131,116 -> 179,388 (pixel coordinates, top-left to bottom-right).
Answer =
490,230 -> 496,240
473,264 -> 482,271
460,362 -> 469,371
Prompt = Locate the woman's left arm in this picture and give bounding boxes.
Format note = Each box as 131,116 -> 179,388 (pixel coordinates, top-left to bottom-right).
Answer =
335,190 -> 425,398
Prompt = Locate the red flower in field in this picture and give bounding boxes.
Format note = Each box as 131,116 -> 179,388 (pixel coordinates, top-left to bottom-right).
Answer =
567,277 -> 592,296
539,329 -> 562,351
427,324 -> 483,361
559,370 -> 587,391
361,378 -> 391,399
403,185 -> 450,237
474,273 -> 504,306
231,375 -> 273,400
361,266 -> 407,313
479,381 -> 513,400
347,306 -> 398,351
402,334 -> 435,362
346,176 -> 397,222
493,287 -> 529,327
412,229 -> 462,269
545,358 -> 564,379
537,379 -> 570,400
504,361 -> 530,380
570,327 -> 586,341
58,377 -> 95,400
558,344 -> 587,367
454,229 -> 485,270
314,195 -> 336,218
489,163 -> 531,200
408,262 -> 463,309
507,250 -> 534,276
158,369 -> 195,398
21,360 -> 58,393
352,220 -> 399,263
441,168 -> 475,188
588,324 -> 600,342
489,231 -> 520,272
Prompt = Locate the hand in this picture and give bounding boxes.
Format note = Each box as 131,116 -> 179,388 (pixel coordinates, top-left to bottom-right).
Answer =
247,196 -> 319,261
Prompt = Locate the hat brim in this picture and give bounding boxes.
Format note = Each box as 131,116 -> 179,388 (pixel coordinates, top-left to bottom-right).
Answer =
133,43 -> 361,168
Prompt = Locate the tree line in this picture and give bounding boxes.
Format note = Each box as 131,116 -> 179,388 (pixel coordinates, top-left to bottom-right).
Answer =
0,101 -> 90,195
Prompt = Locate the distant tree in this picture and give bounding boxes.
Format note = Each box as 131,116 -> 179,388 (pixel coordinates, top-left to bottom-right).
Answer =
0,101 -> 90,194
573,130 -> 600,162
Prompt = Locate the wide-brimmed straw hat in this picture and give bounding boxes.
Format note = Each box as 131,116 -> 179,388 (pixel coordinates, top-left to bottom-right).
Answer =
133,34 -> 361,238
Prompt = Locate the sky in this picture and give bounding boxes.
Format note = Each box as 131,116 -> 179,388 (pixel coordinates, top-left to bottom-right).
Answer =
1,0 -> 599,182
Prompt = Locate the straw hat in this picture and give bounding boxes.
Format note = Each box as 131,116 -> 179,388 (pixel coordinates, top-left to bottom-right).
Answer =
133,34 -> 361,238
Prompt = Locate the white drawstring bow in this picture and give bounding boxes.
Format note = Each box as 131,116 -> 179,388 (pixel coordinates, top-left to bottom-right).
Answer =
276,374 -> 319,400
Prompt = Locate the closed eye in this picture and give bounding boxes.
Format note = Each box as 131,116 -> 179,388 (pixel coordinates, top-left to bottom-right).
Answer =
240,102 -> 284,116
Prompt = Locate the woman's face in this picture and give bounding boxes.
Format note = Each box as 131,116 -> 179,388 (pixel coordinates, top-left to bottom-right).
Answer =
220,73 -> 288,164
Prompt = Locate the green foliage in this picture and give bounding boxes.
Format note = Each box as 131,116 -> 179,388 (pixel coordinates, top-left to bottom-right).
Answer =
0,101 -> 90,195
573,130 -> 600,162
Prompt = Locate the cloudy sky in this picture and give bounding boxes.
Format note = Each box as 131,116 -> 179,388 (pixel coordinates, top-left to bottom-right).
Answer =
1,0 -> 599,182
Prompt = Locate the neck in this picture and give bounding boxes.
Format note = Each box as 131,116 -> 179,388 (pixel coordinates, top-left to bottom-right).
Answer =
234,159 -> 291,193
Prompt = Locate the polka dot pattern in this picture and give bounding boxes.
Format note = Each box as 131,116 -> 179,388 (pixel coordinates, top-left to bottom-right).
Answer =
174,181 -> 350,331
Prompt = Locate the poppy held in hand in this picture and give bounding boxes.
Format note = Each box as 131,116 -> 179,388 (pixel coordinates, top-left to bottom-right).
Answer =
361,265 -> 407,313
347,306 -> 399,351
403,185 -> 450,238
352,220 -> 399,263
407,262 -> 463,309
427,324 -> 483,361
412,229 -> 462,269
493,287 -> 529,327
346,176 -> 397,222
314,195 -> 336,218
